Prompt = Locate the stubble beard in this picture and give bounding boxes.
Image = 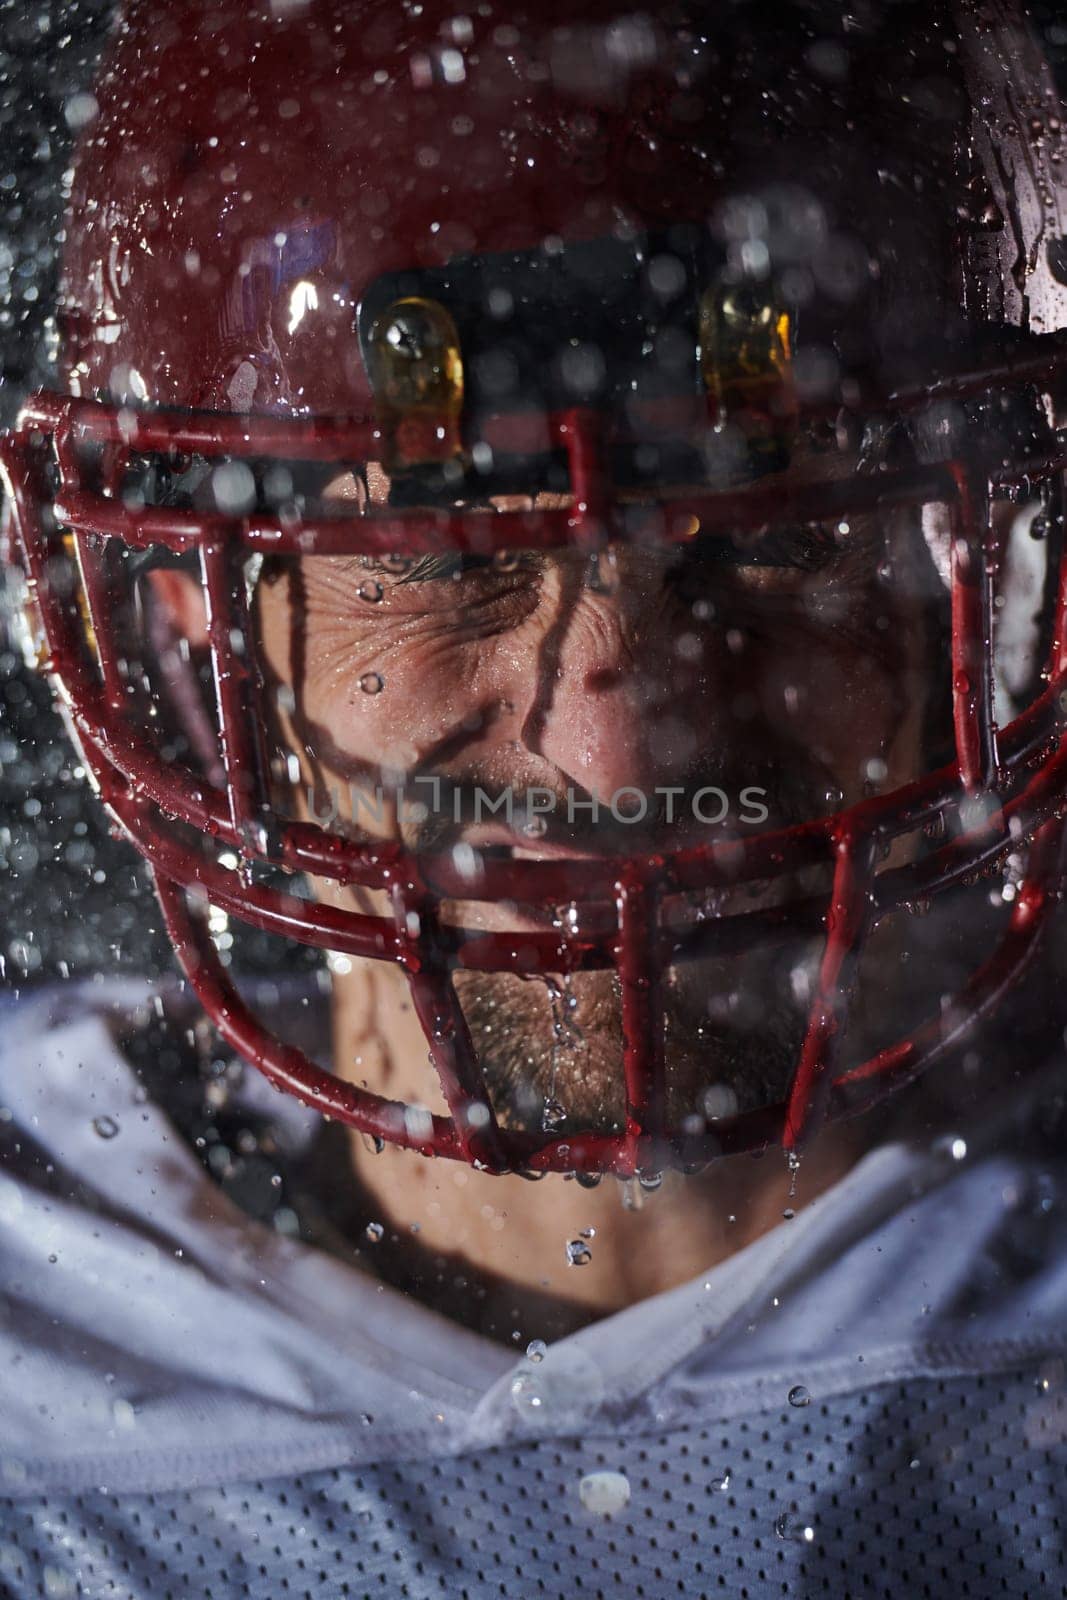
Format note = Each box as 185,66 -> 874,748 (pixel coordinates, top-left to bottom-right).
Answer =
452,939 -> 817,1138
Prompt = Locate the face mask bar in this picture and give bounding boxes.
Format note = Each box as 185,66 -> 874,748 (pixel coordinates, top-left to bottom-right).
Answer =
4,360 -> 1067,1177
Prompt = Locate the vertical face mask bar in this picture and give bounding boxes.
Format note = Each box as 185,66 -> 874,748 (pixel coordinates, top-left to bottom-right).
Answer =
72,533 -> 127,717
406,966 -> 510,1170
393,882 -> 509,1171
4,432 -> 114,755
53,421 -> 138,723
614,873 -> 667,1175
782,826 -> 878,1154
557,409 -> 608,546
949,463 -> 1000,791
201,533 -> 274,851
1049,466 -> 1067,680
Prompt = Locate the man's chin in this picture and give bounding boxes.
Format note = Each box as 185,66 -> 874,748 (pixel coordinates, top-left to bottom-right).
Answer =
451,955 -> 809,1140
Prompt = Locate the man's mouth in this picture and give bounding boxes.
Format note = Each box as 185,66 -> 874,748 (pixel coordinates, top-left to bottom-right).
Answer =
459,824 -> 611,862
431,822 -> 833,943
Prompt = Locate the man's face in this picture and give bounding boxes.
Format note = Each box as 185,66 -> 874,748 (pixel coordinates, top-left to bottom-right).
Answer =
254,446 -> 936,1139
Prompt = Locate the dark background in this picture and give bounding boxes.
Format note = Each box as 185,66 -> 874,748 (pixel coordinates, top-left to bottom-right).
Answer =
0,0 -> 169,994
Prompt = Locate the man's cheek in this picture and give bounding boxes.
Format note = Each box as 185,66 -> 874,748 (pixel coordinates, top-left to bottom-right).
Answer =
742,622 -> 914,792
302,629 -> 493,766
799,650 -> 916,795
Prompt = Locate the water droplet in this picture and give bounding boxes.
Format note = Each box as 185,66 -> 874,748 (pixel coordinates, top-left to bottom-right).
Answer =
358,578 -> 384,603
64,91 -> 99,131
211,459 -> 257,515
788,1384 -> 811,1408
365,1221 -> 384,1243
360,671 -> 384,695
710,1469 -> 731,1492
509,1370 -> 545,1414
542,1098 -> 567,1131
493,548 -> 521,571
775,1511 -> 815,1543
575,1171 -> 602,1189
638,1170 -> 663,1192
382,553 -> 412,575
526,1339 -> 547,1364
566,1238 -> 592,1267
92,1115 -> 119,1140
578,1470 -> 631,1516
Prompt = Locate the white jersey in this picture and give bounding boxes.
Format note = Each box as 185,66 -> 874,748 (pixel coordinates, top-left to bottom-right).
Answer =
0,982 -> 1065,1598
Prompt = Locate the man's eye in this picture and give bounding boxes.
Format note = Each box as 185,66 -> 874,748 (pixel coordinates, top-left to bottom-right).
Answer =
399,553 -> 496,584
382,551 -> 541,585
676,523 -> 842,574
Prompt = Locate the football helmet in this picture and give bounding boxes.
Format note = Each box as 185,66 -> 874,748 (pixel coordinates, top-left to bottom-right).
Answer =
4,0 -> 1067,1176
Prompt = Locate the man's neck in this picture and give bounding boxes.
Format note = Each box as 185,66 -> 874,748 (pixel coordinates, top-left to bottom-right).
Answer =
326,964 -> 864,1345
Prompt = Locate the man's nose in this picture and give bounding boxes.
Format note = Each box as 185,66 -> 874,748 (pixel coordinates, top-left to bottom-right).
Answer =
520,555 -> 713,803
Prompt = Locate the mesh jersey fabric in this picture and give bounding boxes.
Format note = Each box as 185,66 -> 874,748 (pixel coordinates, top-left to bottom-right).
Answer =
1,1367 -> 1066,1600
1,983 -> 1067,1598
